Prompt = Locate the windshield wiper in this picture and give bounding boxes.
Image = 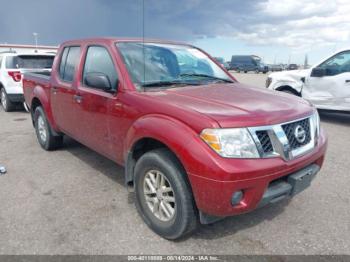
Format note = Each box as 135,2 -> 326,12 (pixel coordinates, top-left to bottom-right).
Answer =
179,73 -> 234,83
141,80 -> 192,88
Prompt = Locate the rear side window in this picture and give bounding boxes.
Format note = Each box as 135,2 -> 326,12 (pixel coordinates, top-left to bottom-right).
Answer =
59,48 -> 69,79
83,46 -> 118,90
5,56 -> 17,69
5,55 -> 54,69
59,46 -> 81,82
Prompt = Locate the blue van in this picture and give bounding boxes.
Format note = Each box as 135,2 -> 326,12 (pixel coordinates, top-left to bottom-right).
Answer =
230,55 -> 268,73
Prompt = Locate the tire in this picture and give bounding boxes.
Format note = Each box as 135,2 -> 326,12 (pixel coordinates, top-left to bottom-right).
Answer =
134,148 -> 198,240
1,88 -> 15,112
34,106 -> 63,150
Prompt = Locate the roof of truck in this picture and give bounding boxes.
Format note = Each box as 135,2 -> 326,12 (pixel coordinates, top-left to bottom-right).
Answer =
60,37 -> 191,47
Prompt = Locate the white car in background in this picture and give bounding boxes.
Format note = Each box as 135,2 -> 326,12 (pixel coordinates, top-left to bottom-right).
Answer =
0,52 -> 55,112
266,49 -> 350,112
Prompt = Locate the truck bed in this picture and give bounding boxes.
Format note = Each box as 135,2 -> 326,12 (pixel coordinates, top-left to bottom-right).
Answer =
22,72 -> 52,109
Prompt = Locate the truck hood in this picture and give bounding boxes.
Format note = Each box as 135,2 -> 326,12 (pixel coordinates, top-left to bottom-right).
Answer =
269,69 -> 310,80
148,82 -> 313,128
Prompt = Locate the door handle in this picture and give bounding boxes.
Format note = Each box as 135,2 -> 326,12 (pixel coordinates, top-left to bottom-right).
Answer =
73,94 -> 83,104
52,86 -> 58,94
345,80 -> 350,83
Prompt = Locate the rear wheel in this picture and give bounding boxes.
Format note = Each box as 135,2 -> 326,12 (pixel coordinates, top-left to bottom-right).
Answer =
1,88 -> 15,112
134,148 -> 197,240
34,106 -> 63,150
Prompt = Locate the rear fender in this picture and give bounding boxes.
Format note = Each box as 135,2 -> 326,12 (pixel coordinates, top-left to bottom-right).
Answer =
32,85 -> 59,132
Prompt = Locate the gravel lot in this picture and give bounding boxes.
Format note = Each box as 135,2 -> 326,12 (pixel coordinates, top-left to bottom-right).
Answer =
0,72 -> 349,255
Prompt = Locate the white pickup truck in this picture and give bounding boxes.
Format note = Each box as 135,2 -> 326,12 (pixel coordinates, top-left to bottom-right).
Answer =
266,49 -> 350,112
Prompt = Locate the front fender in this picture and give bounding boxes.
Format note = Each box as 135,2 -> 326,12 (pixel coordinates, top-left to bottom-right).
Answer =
125,114 -> 201,169
123,114 -> 224,187
270,78 -> 303,93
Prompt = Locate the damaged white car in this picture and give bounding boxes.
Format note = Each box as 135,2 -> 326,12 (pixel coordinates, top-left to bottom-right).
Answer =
266,49 -> 350,112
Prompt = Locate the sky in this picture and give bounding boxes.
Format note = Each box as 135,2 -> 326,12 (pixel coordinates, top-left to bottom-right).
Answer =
0,0 -> 349,65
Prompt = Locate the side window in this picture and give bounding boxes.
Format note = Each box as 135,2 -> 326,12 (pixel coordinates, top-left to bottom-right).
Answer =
59,46 -> 80,82
319,51 -> 350,76
59,48 -> 69,79
0,56 -> 3,68
83,46 -> 118,91
5,56 -> 17,69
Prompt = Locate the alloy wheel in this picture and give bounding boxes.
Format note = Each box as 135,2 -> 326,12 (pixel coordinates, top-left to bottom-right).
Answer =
37,115 -> 47,143
1,90 -> 7,110
143,170 -> 176,222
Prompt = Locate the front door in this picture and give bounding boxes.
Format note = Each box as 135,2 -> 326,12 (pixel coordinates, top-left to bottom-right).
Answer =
303,51 -> 350,111
74,45 -> 120,159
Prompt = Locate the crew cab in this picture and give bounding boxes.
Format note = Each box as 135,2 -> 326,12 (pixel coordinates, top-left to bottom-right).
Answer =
267,49 -> 350,112
23,38 -> 327,239
0,51 -> 55,111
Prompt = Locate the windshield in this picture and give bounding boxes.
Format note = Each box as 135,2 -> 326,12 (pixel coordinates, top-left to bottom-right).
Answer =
6,55 -> 55,69
116,42 -> 233,90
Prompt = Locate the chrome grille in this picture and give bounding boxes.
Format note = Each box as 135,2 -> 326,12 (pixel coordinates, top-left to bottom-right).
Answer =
282,118 -> 311,150
249,115 -> 316,161
256,130 -> 273,153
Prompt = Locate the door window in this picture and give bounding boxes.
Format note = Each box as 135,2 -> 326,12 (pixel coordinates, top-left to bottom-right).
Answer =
319,51 -> 350,76
83,46 -> 118,91
59,46 -> 81,82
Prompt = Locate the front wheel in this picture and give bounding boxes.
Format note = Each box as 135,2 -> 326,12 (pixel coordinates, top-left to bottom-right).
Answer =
34,106 -> 63,150
1,88 -> 15,112
280,89 -> 298,96
134,148 -> 198,240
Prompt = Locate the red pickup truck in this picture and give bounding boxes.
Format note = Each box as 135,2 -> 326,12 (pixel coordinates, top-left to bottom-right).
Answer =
23,38 -> 327,239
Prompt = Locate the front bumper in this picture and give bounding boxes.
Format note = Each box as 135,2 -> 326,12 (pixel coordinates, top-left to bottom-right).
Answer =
188,129 -> 327,219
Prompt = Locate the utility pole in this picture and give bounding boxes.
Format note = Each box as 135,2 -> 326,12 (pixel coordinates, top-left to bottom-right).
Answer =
304,54 -> 309,69
33,32 -> 38,49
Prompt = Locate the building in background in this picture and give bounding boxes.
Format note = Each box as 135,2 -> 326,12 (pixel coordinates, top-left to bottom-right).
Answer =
0,44 -> 57,54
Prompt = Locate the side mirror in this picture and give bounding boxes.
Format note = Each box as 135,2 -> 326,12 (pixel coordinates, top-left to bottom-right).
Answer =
311,67 -> 326,77
84,72 -> 112,91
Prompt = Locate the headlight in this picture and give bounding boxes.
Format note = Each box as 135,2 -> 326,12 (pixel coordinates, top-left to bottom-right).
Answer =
266,77 -> 272,88
200,128 -> 260,158
311,110 -> 320,141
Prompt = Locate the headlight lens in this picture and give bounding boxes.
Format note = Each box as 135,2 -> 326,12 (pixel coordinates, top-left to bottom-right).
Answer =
266,77 -> 272,88
200,128 -> 260,158
311,110 -> 320,141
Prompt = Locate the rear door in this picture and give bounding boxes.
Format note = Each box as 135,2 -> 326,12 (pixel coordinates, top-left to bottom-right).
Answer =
74,45 -> 119,158
51,46 -> 81,137
304,51 -> 350,111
